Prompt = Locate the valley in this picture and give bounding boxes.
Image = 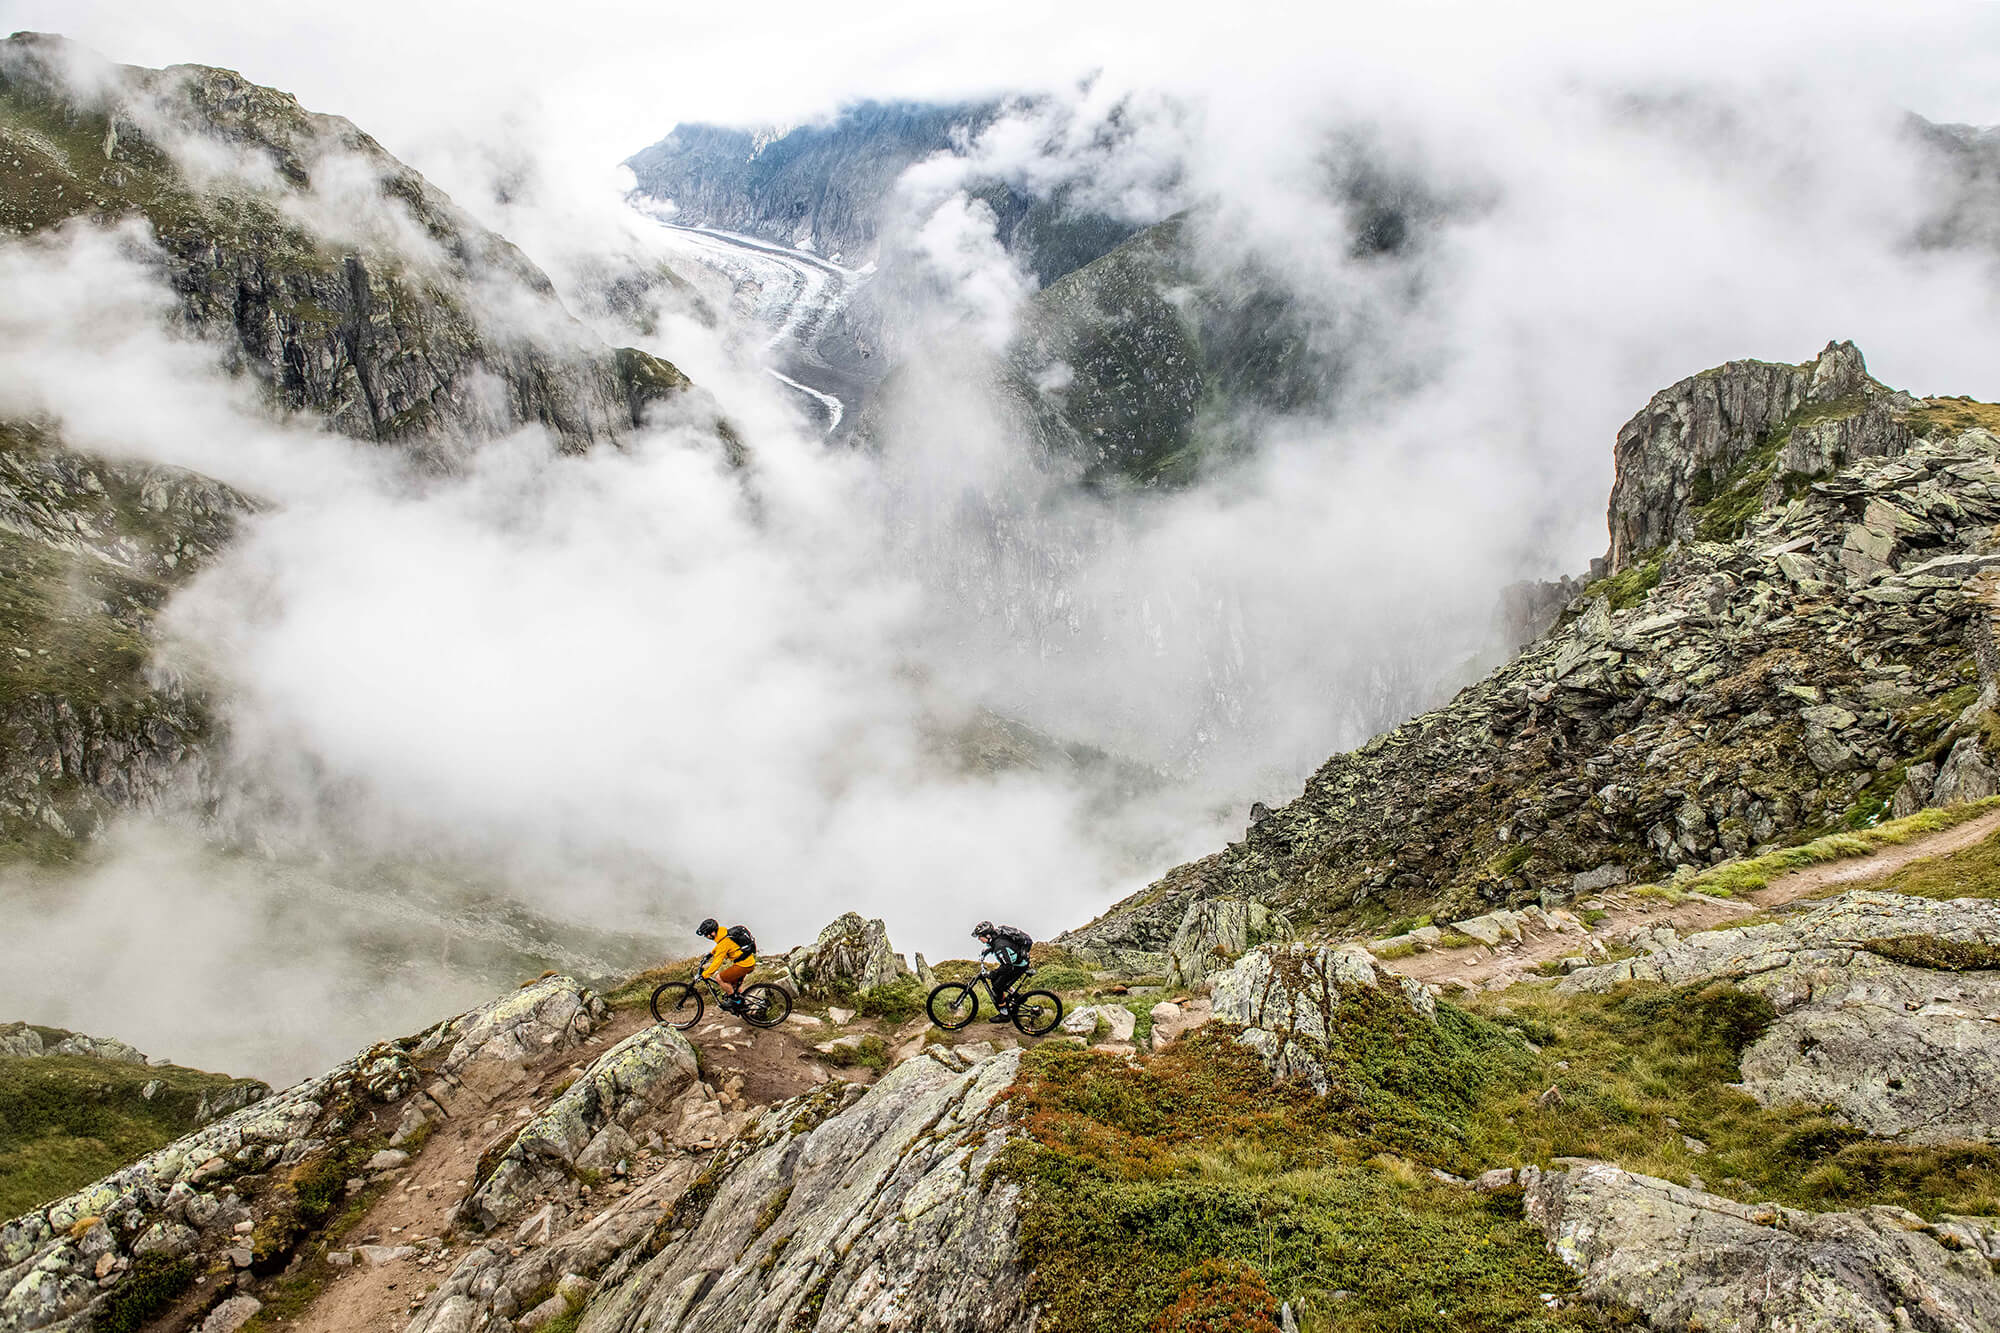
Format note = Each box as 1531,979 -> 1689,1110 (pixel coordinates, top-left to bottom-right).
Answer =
8,14 -> 2000,1333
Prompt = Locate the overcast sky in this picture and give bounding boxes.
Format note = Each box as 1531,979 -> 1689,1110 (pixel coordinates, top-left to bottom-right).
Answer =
10,1 -> 2000,180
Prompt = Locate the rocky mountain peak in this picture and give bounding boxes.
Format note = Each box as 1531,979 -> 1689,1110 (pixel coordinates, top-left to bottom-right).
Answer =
1606,340 -> 1916,572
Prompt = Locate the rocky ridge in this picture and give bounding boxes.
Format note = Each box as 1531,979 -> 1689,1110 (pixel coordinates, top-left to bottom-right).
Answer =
1561,890 -> 2000,1144
1066,344 -> 2000,956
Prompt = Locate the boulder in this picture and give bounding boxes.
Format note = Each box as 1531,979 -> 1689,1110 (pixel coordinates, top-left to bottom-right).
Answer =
1210,944 -> 1436,1093
782,912 -> 911,997
1166,897 -> 1293,987
1058,1006 -> 1136,1043
198,1295 -> 262,1333
1524,1161 -> 2000,1331
1561,891 -> 2000,1142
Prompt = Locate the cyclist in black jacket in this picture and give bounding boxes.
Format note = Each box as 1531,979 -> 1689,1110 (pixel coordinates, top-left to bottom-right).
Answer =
973,921 -> 1033,1021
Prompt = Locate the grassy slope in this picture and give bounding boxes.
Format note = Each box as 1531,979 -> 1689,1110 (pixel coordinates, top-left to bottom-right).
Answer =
0,1051 -> 254,1219
1010,969 -> 2000,1333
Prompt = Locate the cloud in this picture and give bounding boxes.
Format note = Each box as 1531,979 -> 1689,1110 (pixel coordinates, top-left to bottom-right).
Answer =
6,4 -> 2000,1079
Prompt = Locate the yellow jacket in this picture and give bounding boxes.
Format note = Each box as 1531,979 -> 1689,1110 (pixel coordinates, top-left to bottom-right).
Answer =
701,932 -> 755,978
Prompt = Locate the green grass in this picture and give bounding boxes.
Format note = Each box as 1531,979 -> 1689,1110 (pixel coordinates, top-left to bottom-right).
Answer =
1464,982 -> 2000,1220
1865,821 -> 2000,901
811,1035 -> 889,1071
1583,555 -> 1663,611
1008,969 -> 2000,1332
0,1052 -> 257,1219
1678,797 -> 2000,897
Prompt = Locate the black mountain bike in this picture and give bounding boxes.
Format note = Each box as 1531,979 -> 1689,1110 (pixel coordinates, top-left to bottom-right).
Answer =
928,965 -> 1063,1037
650,974 -> 793,1030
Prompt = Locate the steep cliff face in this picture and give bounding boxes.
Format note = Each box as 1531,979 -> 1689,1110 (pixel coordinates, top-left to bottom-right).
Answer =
1066,348 -> 2000,954
0,422 -> 252,854
0,32 -> 691,453
1605,341 -> 1915,571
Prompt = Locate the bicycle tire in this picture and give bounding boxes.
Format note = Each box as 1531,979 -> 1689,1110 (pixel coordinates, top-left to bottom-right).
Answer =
741,983 -> 792,1028
1011,990 -> 1063,1037
927,982 -> 978,1031
650,981 -> 703,1030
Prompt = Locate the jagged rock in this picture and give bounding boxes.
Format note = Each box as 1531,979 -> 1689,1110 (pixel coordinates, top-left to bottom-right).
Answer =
1890,760 -> 1938,818
0,1023 -> 43,1058
582,1051 -> 1030,1333
1210,944 -> 1435,1093
782,912 -> 911,997
440,976 -> 607,1100
1608,341 -> 1904,571
1166,897 -> 1293,987
1562,892 -> 2000,1142
463,1025 -> 699,1230
1524,1160 -> 2000,1331
43,1033 -> 148,1065
368,1150 -> 410,1172
1933,735 -> 1998,806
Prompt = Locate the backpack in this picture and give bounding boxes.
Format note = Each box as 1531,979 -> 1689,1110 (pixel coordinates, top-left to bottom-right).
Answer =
726,924 -> 757,955
991,924 -> 1033,959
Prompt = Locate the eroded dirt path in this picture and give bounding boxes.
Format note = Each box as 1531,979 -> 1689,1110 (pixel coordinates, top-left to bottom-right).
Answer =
1382,807 -> 2000,993
287,1000 -> 887,1333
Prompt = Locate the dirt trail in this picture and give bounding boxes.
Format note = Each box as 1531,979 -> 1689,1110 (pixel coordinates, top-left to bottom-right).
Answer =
1384,807 -> 2000,994
285,1001 -> 883,1333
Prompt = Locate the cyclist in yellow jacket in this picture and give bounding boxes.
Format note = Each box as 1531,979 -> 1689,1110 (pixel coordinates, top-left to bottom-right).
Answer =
697,918 -> 757,1013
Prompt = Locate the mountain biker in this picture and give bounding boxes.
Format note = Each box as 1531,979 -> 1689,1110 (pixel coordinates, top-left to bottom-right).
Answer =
972,921 -> 1033,1022
697,918 -> 758,1013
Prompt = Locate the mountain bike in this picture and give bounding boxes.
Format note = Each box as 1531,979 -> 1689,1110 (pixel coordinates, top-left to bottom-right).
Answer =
927,965 -> 1063,1037
650,973 -> 793,1030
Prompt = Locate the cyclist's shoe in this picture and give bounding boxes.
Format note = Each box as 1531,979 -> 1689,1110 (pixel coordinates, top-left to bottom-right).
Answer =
721,995 -> 745,1014
987,1009 -> 1014,1023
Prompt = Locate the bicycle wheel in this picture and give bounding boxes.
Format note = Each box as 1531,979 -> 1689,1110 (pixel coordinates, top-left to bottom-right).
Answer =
741,983 -> 792,1028
650,981 -> 704,1030
1011,991 -> 1064,1037
927,983 -> 978,1031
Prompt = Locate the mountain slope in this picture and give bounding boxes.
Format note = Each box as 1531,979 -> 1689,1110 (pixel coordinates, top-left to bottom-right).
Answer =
0,32 -> 692,452
0,420 -> 251,854
1066,342 -> 2000,956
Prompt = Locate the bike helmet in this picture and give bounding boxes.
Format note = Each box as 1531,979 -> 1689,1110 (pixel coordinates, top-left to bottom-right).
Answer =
696,917 -> 719,938
972,920 -> 995,938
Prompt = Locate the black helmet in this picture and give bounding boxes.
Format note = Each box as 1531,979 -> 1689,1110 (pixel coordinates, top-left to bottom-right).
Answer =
972,920 -> 995,938
697,918 -> 719,937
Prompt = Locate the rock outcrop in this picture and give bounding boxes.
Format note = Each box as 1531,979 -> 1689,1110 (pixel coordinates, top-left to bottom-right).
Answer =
780,912 -> 912,997
1209,943 -> 1435,1092
1164,897 -> 1292,987
1066,356 -> 2000,953
1525,1160 -> 2000,1332
1606,341 -> 1914,572
0,1023 -> 149,1064
580,1049 -> 1030,1333
0,975 -> 605,1333
461,1025 -> 699,1229
1560,891 -> 2000,1143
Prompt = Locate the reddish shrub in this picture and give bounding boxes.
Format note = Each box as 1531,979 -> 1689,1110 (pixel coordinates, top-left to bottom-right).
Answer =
1148,1259 -> 1283,1333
